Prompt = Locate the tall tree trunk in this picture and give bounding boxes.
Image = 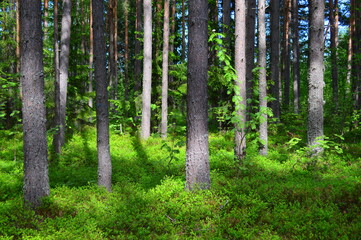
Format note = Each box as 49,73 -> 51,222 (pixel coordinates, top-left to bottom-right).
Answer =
234,0 -> 247,161
124,0 -> 129,100
281,0 -> 291,110
161,0 -> 170,139
330,0 -> 339,110
186,0 -> 210,190
181,0 -> 186,61
222,0 -> 231,48
44,0 -> 48,38
141,0 -> 153,140
88,0 -> 94,108
134,0 -> 143,93
292,0 -> 300,114
307,0 -> 325,155
270,0 -> 281,120
108,0 -> 118,100
20,0 -> 50,208
346,0 -> 354,95
353,0 -> 361,109
246,0 -> 256,106
93,0 -> 112,192
258,0 -> 267,156
53,0 -> 71,154
16,0 -> 20,74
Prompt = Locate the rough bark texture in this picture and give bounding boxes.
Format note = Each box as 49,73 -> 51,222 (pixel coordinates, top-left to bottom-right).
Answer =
330,0 -> 339,110
292,0 -> 300,114
53,0 -> 71,154
234,0 -> 247,161
258,0 -> 268,156
20,0 -> 50,208
282,0 -> 291,109
270,0 -> 280,120
141,0 -> 152,140
307,0 -> 325,155
93,0 -> 112,191
186,0 -> 210,190
161,0 -> 170,139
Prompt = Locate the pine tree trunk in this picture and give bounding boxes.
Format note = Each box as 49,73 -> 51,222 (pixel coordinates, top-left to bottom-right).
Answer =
134,0 -> 143,93
234,0 -> 247,161
108,0 -> 118,100
282,0 -> 291,110
307,0 -> 325,155
330,0 -> 339,110
141,0 -> 153,139
353,0 -> 361,109
222,0 -> 231,48
186,0 -> 210,190
258,0 -> 268,156
53,0 -> 71,154
270,0 -> 281,120
246,0 -> 256,106
181,0 -> 186,61
292,0 -> 301,114
93,0 -> 112,192
21,0 -> 50,208
88,0 -> 94,108
161,0 -> 170,139
124,0 -> 129,100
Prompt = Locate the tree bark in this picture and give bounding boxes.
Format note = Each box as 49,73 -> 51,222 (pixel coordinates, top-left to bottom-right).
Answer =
108,0 -> 118,100
53,0 -> 71,154
134,0 -> 143,93
222,0 -> 231,48
88,0 -> 94,108
307,0 -> 325,155
186,0 -> 210,190
281,0 -> 291,110
246,0 -> 256,106
329,0 -> 339,110
141,0 -> 153,139
234,0 -> 247,161
258,0 -> 268,156
20,0 -> 50,208
93,0 -> 112,191
270,0 -> 281,120
161,0 -> 170,139
181,0 -> 186,61
292,0 -> 300,114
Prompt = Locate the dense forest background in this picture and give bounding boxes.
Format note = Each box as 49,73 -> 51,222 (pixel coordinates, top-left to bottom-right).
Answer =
1,0 -> 361,239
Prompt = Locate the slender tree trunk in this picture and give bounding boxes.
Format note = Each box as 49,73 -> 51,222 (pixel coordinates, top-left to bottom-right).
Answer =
53,0 -> 71,154
258,0 -> 267,156
108,0 -> 118,100
88,0 -> 94,108
234,0 -> 247,161
186,0 -> 210,190
330,0 -> 339,110
20,0 -> 50,208
134,0 -> 143,93
292,0 -> 300,114
307,0 -> 325,155
93,0 -> 112,192
353,0 -> 361,109
124,0 -> 129,100
141,0 -> 153,140
282,0 -> 291,110
16,0 -> 20,75
222,0 -> 231,48
161,0 -> 170,139
346,0 -> 354,95
270,0 -> 280,120
44,0 -> 48,37
181,0 -> 186,61
246,0 -> 256,106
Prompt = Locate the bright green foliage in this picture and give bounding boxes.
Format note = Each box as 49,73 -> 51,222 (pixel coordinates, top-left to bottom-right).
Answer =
1,126 -> 361,239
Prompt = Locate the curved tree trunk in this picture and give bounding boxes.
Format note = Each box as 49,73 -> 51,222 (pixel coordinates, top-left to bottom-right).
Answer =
20,0 -> 50,208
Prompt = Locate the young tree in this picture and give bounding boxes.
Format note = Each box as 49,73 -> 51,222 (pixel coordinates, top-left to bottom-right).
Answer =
270,0 -> 281,120
93,0 -> 112,191
141,0 -> 152,140
307,0 -> 325,155
186,0 -> 210,190
53,0 -> 72,154
234,0 -> 247,160
161,0 -> 170,139
258,0 -> 268,156
20,0 -> 50,207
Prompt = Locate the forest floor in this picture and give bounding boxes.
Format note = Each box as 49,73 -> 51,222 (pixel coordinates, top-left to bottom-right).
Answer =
1,120 -> 361,239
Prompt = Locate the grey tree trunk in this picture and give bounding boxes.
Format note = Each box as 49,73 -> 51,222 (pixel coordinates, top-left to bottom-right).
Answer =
292,0 -> 301,114
234,0 -> 247,161
161,0 -> 170,139
93,0 -> 112,191
20,0 -> 50,208
222,0 -> 231,48
307,0 -> 325,155
282,0 -> 291,110
53,0 -> 71,154
246,0 -> 256,106
270,0 -> 281,120
141,0 -> 152,140
258,0 -> 268,156
108,0 -> 118,100
186,0 -> 210,190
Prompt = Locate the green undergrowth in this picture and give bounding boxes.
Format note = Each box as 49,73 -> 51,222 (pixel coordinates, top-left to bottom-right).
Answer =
1,126 -> 361,239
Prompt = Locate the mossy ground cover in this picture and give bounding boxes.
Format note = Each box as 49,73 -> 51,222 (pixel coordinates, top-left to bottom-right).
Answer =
0,126 -> 361,239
